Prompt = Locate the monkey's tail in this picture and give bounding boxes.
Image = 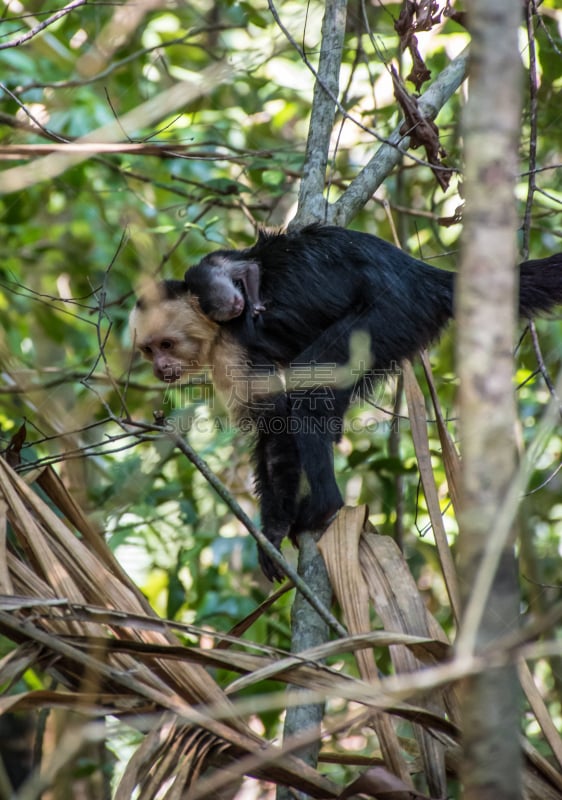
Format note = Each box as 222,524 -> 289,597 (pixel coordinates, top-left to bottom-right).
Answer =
518,253 -> 562,317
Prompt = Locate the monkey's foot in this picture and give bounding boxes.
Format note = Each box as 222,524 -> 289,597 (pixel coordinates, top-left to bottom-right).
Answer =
289,501 -> 344,544
258,546 -> 288,582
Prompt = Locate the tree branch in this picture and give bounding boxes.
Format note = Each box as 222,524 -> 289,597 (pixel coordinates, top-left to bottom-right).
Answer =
287,0 -> 348,228
124,419 -> 347,640
276,535 -> 332,800
330,45 -> 469,226
0,0 -> 88,51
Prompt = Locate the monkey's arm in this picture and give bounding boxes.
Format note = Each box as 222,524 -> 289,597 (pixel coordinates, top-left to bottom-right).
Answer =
236,260 -> 265,316
251,395 -> 302,580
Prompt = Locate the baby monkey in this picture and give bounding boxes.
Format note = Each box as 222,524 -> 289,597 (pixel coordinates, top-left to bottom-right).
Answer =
184,253 -> 265,322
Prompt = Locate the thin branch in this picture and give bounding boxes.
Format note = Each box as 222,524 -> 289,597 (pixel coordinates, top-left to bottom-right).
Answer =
525,460 -> 562,494
124,419 -> 348,640
522,0 -> 539,259
527,320 -> 562,416
268,0 -> 456,193
0,0 -> 88,50
0,83 -> 69,143
456,369 -> 562,656
0,60 -> 238,195
16,26 -> 243,93
330,45 -> 469,225
82,233 -> 133,420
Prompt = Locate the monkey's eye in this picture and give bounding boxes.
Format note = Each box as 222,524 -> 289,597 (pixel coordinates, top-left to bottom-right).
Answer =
140,345 -> 153,356
160,340 -> 174,350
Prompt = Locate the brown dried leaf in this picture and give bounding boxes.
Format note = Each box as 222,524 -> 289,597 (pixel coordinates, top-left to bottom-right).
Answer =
0,458 -> 338,799
5,422 -> 26,468
414,0 -> 441,31
319,506 -> 453,797
394,2 -> 440,90
340,764 -> 433,798
318,507 -> 413,788
407,40 -> 432,91
395,1 -> 416,47
359,532 -> 449,795
392,67 -> 452,190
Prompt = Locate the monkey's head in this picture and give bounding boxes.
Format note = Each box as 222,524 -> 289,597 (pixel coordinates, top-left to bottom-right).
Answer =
199,276 -> 245,321
183,253 -> 247,322
129,280 -> 219,382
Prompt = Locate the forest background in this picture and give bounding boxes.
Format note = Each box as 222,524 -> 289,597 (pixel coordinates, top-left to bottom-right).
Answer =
0,1 -> 561,799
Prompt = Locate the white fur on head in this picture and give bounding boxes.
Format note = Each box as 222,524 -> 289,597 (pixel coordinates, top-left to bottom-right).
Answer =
129,281 -> 219,380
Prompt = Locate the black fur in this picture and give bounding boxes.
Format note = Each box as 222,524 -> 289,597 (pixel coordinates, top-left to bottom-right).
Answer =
181,225 -> 562,579
182,258 -> 217,316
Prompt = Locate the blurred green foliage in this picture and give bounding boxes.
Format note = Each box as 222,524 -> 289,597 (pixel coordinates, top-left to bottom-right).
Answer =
0,0 -> 560,755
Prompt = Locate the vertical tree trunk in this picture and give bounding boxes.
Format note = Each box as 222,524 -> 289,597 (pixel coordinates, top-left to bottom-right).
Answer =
456,3 -> 523,800
280,2 -> 348,795
276,536 -> 331,800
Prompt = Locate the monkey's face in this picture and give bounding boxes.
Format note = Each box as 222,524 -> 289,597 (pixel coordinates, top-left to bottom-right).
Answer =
207,279 -> 245,321
130,291 -> 218,383
136,332 -> 193,383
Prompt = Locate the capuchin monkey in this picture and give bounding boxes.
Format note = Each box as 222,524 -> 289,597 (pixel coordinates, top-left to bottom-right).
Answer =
130,224 -> 562,580
129,279 -> 219,383
184,253 -> 265,321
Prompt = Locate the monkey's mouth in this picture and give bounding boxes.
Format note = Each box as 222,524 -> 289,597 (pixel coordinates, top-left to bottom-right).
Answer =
159,366 -> 185,383
230,296 -> 244,317
159,361 -> 203,384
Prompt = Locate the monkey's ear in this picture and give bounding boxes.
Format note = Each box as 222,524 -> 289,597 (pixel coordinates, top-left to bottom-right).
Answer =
162,279 -> 190,299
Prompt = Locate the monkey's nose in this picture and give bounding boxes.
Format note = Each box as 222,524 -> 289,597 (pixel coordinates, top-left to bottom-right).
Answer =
157,364 -> 182,382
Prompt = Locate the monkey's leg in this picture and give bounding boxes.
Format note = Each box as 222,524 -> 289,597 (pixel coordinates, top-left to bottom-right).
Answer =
252,395 -> 302,581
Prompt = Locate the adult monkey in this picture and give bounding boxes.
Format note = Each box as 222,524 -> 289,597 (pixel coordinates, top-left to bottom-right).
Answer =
130,225 -> 562,580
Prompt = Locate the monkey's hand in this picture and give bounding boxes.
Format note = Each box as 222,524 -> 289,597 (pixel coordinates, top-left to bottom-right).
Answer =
251,302 -> 266,317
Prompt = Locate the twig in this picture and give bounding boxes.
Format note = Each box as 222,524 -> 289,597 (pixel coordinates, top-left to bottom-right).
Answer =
16,26 -> 243,93
0,0 -> 88,51
124,419 -> 348,639
330,45 -> 468,225
522,0 -> 539,259
456,368 -> 562,656
268,0 -> 458,187
527,320 -> 562,417
0,83 -> 68,142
